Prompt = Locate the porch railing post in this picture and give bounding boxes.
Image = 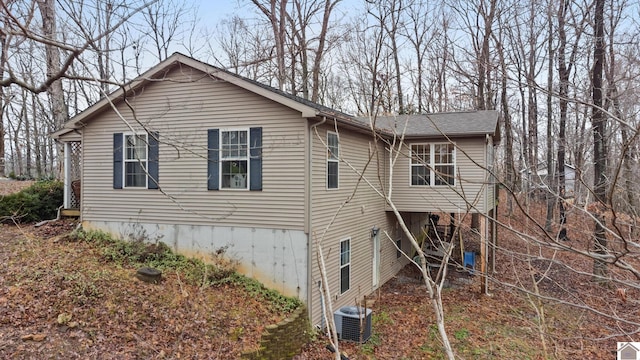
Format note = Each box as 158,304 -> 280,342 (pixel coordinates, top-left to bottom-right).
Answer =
63,142 -> 70,209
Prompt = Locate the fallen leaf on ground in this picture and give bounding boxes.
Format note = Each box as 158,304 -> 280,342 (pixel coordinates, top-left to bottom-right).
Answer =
21,334 -> 47,342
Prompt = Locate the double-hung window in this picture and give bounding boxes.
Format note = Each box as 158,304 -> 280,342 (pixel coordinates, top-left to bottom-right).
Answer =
410,144 -> 430,186
410,143 -> 455,186
221,130 -> 249,189
207,127 -> 262,191
113,131 -> 159,189
327,132 -> 339,189
340,238 -> 351,293
434,143 -> 455,186
124,134 -> 148,188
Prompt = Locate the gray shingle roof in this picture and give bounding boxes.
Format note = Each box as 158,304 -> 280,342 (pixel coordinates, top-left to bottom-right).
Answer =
356,111 -> 500,140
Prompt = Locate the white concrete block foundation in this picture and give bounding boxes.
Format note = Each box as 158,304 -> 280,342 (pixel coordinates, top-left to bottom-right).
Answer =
83,221 -> 308,301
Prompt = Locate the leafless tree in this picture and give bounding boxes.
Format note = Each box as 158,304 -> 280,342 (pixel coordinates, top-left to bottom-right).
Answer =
143,0 -> 190,62
591,0 -> 608,279
553,0 -> 587,239
0,0 -> 186,177
366,0 -> 406,113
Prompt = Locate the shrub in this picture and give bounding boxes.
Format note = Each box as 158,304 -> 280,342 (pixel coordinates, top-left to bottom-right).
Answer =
0,180 -> 63,222
215,273 -> 302,313
75,229 -> 238,284
7,171 -> 35,181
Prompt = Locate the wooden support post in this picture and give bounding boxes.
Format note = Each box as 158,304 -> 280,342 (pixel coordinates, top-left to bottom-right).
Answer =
480,214 -> 488,294
443,217 -> 449,240
493,184 -> 500,273
449,213 -> 455,242
491,205 -> 498,273
471,213 -> 480,230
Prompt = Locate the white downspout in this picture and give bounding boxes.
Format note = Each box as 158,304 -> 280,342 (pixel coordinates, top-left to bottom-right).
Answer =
484,134 -> 490,294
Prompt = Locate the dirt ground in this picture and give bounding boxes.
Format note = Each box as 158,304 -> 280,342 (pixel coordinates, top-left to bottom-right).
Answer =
0,181 -> 633,358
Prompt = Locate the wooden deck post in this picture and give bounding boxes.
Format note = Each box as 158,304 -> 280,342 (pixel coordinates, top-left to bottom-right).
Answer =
480,214 -> 488,294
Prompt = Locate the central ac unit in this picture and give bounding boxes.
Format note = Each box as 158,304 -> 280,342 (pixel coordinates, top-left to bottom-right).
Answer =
333,306 -> 372,343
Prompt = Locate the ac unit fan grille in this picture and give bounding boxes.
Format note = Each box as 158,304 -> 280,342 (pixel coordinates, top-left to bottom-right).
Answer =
341,315 -> 371,342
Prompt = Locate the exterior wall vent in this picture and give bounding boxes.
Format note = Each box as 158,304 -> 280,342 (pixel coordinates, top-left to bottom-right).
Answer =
333,306 -> 372,342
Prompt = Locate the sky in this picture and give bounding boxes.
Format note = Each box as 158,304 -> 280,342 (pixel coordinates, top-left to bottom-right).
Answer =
197,1 -> 250,20
143,0 -> 363,72
194,0 -> 362,30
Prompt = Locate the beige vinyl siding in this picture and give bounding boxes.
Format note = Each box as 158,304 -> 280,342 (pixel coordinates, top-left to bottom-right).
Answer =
80,66 -> 306,230
486,140 -> 496,209
389,138 -> 491,214
309,122 -> 407,325
58,131 -> 81,142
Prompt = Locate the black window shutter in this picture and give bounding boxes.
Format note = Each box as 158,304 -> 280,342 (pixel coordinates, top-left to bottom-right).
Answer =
148,131 -> 159,189
113,133 -> 123,189
208,129 -> 219,190
249,127 -> 262,191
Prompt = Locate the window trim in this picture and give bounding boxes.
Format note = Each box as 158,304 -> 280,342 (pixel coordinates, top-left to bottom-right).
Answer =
220,128 -> 250,190
433,143 -> 456,186
340,237 -> 351,294
123,132 -> 148,189
327,131 -> 339,190
410,143 -> 430,186
409,142 -> 456,187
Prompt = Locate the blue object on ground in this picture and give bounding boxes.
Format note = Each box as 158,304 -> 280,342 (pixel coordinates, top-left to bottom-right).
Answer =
463,251 -> 476,275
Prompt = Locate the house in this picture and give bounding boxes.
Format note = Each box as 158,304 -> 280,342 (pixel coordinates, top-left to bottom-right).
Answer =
522,162 -> 576,198
619,342 -> 640,360
52,53 -> 499,326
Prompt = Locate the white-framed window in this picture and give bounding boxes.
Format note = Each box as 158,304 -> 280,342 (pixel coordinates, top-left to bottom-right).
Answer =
434,143 -> 455,185
410,144 -> 430,186
327,131 -> 339,189
410,143 -> 456,186
340,238 -> 351,293
124,133 -> 148,188
221,129 -> 249,189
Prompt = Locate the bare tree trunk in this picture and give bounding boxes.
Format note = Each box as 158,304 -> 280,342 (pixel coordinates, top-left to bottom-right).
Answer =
31,91 -> 42,178
436,14 -> 450,112
519,69 -> 528,193
144,0 -> 188,63
310,0 -> 338,103
96,0 -> 113,93
37,0 -> 68,131
22,91 -> 31,177
591,0 -> 608,279
495,31 -> 514,214
37,0 -> 67,179
290,0 -> 306,98
251,0 -> 288,91
526,5 -> 538,192
476,0 -> 496,110
604,0 -> 636,217
556,0 -> 583,241
388,0 -> 403,113
0,23 -> 6,176
0,87 -> 4,177
544,1 -> 554,232
403,1 -> 431,113
12,120 -> 22,176
366,0 -> 405,114
558,0 -> 574,240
